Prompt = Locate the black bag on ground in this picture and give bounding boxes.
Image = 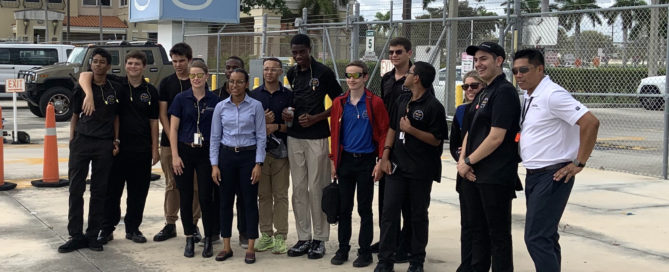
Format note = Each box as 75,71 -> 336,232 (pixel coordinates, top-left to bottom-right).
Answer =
322,178 -> 340,224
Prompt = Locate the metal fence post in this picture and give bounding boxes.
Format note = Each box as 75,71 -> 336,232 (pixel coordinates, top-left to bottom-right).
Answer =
261,14 -> 268,58
350,1 -> 360,61
301,8 -> 308,34
325,28 -> 341,83
663,6 -> 669,179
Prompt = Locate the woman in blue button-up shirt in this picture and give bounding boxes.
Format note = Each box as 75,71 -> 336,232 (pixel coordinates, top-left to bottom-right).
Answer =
167,60 -> 222,258
210,68 -> 266,264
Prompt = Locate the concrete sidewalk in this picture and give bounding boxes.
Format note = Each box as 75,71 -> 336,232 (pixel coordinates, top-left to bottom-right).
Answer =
1,142 -> 669,272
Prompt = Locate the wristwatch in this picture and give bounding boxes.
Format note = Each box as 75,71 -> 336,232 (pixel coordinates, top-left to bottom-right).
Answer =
256,162 -> 264,167
573,159 -> 585,168
464,157 -> 473,166
113,139 -> 120,144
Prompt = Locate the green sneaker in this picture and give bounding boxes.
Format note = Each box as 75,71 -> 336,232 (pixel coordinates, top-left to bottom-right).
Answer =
272,234 -> 287,254
255,233 -> 274,252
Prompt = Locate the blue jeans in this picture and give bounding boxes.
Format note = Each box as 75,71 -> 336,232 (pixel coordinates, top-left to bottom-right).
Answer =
524,167 -> 575,272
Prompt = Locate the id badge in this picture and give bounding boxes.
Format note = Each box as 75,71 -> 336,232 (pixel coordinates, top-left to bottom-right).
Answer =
193,133 -> 203,146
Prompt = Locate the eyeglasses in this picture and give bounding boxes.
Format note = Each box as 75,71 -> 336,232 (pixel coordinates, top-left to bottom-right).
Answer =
512,66 -> 531,75
229,80 -> 246,85
406,71 -> 415,76
462,83 -> 481,90
344,72 -> 366,79
388,49 -> 404,56
188,73 -> 205,79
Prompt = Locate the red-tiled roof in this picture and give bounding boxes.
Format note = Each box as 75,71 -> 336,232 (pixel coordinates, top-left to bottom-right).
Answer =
63,16 -> 127,28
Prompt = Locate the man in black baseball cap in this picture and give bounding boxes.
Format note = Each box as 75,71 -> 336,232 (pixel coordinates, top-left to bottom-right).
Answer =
457,40 -> 521,271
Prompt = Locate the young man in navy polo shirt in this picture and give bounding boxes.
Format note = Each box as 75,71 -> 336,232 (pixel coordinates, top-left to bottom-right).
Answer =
329,60 -> 389,268
374,61 -> 447,272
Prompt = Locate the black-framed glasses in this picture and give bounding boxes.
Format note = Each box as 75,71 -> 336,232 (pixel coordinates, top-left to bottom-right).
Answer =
388,49 -> 404,55
512,66 -> 531,75
188,73 -> 205,79
344,72 -> 366,79
462,83 -> 481,90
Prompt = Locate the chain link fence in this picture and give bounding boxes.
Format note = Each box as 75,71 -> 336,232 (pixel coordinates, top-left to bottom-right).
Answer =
183,3 -> 669,178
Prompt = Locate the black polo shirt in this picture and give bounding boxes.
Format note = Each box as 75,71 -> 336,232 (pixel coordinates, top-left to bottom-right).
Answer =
158,73 -> 191,147
213,83 -> 230,100
389,91 -> 448,182
286,57 -> 342,139
72,79 -> 120,140
381,63 -> 435,114
250,84 -> 293,142
463,73 -> 521,186
105,74 -> 159,152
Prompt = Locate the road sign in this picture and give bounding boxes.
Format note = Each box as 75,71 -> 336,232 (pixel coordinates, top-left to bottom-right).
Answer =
363,30 -> 377,61
380,59 -> 393,76
5,79 -> 25,93
461,52 -> 474,74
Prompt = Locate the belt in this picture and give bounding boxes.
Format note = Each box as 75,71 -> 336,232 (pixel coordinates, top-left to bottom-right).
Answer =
221,144 -> 256,153
343,151 -> 375,158
526,162 -> 569,175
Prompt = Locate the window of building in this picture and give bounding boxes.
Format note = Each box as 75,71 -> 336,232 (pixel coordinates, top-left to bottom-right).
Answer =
48,0 -> 64,3
120,0 -> 128,6
24,0 -> 40,2
83,0 -> 110,6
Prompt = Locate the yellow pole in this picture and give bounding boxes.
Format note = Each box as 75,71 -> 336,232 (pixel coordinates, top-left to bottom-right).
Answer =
144,77 -> 150,83
455,84 -> 463,107
211,74 -> 217,90
253,77 -> 260,89
325,95 -> 332,153
283,76 -> 290,90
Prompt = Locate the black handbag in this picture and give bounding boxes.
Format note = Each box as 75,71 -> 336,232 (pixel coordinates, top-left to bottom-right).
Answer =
321,178 -> 340,224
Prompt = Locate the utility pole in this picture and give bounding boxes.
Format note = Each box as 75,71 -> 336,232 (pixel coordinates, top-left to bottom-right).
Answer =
99,0 -> 103,41
44,1 -> 49,42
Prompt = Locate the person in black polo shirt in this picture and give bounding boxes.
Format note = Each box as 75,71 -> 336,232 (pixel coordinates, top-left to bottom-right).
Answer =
282,33 -> 342,259
78,51 -> 160,245
154,43 -> 202,243
457,42 -> 521,272
58,48 -> 120,253
249,57 -> 293,254
374,61 -> 448,272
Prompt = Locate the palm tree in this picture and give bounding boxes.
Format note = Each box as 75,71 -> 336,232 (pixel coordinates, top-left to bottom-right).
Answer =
499,0 -> 558,14
556,0 -> 603,59
603,0 -> 647,67
374,11 -> 391,36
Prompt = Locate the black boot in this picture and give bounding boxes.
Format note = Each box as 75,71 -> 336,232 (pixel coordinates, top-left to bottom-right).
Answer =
184,237 -> 195,258
202,237 -> 213,258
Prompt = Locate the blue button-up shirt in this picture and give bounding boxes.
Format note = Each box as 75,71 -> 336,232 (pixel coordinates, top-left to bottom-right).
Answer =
167,88 -> 221,144
209,94 -> 267,165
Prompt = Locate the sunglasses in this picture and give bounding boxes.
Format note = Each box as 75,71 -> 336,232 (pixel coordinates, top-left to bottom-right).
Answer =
512,66 -> 531,75
345,72 -> 366,79
388,49 -> 404,56
189,73 -> 205,79
462,83 -> 481,90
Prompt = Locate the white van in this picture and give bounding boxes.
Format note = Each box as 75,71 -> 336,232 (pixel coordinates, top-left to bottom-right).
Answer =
0,44 -> 74,95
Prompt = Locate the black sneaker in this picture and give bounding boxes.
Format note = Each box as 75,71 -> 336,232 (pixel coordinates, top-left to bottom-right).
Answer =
193,226 -> 202,244
287,240 -> 312,257
88,237 -> 104,251
330,247 -> 349,265
308,240 -> 325,259
97,230 -> 114,245
353,252 -> 373,267
153,224 -> 177,242
407,263 -> 424,272
126,231 -> 147,243
58,237 -> 88,253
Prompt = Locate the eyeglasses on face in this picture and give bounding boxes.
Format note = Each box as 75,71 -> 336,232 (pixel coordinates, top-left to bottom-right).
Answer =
388,49 -> 404,56
189,73 -> 205,79
344,72 -> 366,79
512,66 -> 531,75
462,83 -> 481,90
229,80 -> 246,85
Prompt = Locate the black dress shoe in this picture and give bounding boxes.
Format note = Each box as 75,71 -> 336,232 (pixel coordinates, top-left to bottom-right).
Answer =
202,237 -> 213,258
153,224 -> 177,242
407,263 -> 424,272
287,240 -> 311,257
184,237 -> 195,258
88,237 -> 104,252
215,250 -> 233,261
373,263 -> 395,272
353,252 -> 373,267
58,237 -> 88,253
126,231 -> 147,243
97,231 -> 114,245
307,240 -> 325,259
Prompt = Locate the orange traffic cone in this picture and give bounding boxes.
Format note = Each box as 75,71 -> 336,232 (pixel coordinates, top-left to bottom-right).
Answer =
0,106 -> 17,191
31,103 -> 68,187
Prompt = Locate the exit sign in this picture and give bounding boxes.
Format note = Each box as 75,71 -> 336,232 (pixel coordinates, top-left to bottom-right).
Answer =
5,79 -> 25,93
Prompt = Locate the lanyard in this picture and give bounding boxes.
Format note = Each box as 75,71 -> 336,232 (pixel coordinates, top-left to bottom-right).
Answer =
194,100 -> 202,134
520,96 -> 534,127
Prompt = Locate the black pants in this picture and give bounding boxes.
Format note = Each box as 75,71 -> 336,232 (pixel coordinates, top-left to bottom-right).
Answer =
103,150 -> 151,234
175,143 -> 219,237
461,181 -> 515,272
67,134 -> 114,239
336,152 -> 375,253
525,167 -> 574,272
219,148 -> 259,239
378,174 -> 433,266
378,176 -> 412,254
456,178 -> 474,272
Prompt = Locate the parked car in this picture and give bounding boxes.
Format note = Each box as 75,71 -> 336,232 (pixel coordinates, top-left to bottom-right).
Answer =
18,41 -> 174,121
636,76 -> 665,110
0,43 -> 74,97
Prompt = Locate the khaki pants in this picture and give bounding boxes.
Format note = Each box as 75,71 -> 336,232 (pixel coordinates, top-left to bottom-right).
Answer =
159,146 -> 201,225
287,137 -> 330,241
258,155 -> 290,237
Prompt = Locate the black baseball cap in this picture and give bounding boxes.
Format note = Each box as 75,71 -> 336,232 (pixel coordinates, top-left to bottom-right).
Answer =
466,42 -> 506,60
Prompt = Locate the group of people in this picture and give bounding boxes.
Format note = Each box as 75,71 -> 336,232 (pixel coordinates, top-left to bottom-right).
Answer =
55,32 -> 598,272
